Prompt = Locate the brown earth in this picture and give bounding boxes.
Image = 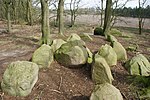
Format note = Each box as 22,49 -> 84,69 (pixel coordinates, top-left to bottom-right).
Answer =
0,20 -> 150,100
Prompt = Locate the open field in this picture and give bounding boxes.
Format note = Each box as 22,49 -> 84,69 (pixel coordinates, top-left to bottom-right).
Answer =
63,15 -> 150,29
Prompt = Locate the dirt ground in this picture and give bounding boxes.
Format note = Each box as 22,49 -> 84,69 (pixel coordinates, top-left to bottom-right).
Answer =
0,19 -> 150,100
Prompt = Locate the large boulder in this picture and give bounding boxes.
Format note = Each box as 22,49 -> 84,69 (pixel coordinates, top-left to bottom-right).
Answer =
32,44 -> 53,68
1,61 -> 39,96
90,83 -> 123,100
67,33 -> 81,41
50,39 -> 66,52
124,54 -> 150,76
97,44 -> 117,66
55,40 -> 88,67
111,41 -> 127,61
92,54 -> 114,84
79,33 -> 93,41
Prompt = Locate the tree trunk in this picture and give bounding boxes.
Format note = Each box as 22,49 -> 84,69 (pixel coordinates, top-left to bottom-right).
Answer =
56,1 -> 60,27
40,0 -> 50,45
27,0 -> 33,26
139,19 -> 142,34
58,0 -> 64,35
7,2 -> 11,33
71,12 -> 74,26
138,0 -> 142,34
103,0 -> 112,37
100,0 -> 103,27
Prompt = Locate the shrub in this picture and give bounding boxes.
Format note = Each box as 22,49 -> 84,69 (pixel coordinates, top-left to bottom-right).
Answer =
110,29 -> 122,36
94,27 -> 104,36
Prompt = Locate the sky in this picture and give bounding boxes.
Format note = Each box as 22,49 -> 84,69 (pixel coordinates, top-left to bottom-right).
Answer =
65,0 -> 150,8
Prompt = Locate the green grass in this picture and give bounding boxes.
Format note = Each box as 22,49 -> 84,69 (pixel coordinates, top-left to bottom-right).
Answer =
115,26 -> 150,34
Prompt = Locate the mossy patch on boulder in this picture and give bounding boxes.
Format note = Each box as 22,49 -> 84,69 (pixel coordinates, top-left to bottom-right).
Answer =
50,39 -> 66,52
86,47 -> 93,64
1,61 -> 39,97
90,83 -> 123,100
32,44 -> 53,68
92,54 -> 114,84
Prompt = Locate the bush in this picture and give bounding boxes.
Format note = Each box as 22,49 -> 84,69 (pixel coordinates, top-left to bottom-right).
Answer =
94,27 -> 104,36
110,29 -> 122,36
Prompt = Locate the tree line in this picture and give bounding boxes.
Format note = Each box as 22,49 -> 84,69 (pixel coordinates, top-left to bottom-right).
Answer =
115,6 -> 150,18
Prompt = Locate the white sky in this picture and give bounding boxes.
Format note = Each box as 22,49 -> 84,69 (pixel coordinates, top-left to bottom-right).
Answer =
65,0 -> 150,8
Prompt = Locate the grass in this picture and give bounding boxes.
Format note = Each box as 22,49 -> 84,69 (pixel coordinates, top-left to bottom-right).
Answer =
115,26 -> 150,34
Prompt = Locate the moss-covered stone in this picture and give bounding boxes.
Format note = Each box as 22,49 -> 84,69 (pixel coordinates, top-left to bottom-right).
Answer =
55,41 -> 88,67
92,54 -> 114,84
32,44 -> 53,68
67,33 -> 81,41
107,34 -> 118,43
98,44 -> 117,66
111,41 -> 127,61
124,54 -> 150,76
1,61 -> 39,97
90,83 -> 123,100
50,39 -> 66,52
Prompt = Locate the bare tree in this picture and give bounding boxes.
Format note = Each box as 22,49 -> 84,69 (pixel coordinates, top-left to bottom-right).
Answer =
40,0 -> 51,44
110,0 -> 130,29
69,0 -> 81,27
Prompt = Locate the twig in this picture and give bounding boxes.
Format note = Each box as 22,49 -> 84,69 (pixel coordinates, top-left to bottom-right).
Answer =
121,92 -> 127,99
35,91 -> 43,100
0,92 -> 4,100
50,89 -> 61,94
136,91 -> 141,100
58,76 -> 63,90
